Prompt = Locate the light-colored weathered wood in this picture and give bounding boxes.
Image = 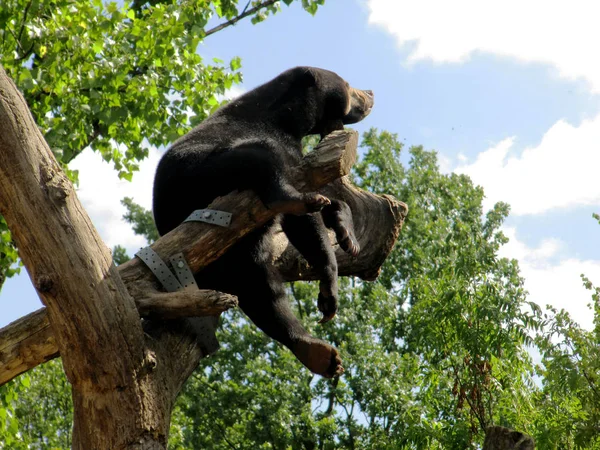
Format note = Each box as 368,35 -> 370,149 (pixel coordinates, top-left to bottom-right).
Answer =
117,128 -> 360,290
0,64 -> 164,449
136,290 -> 238,319
0,309 -> 58,386
275,177 -> 407,282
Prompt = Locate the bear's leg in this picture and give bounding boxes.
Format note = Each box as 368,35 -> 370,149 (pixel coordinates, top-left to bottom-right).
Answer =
281,213 -> 339,323
203,145 -> 330,215
194,239 -> 344,378
321,199 -> 360,257
237,261 -> 344,378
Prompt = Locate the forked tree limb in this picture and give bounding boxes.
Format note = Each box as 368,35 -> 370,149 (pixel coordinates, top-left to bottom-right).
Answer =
117,128 -> 359,291
0,130 -> 406,388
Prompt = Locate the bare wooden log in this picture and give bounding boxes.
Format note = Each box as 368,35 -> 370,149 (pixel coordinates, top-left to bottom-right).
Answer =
0,127 -> 406,388
0,61 -> 406,447
0,290 -> 237,386
0,67 -> 406,449
483,426 -> 535,450
0,63 -> 160,448
0,309 -> 58,386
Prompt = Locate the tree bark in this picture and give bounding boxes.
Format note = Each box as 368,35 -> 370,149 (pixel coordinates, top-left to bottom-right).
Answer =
483,426 -> 535,450
0,64 -> 405,448
0,309 -> 58,386
0,64 -> 160,449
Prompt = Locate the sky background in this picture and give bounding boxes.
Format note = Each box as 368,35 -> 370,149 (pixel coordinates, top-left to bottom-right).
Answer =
2,0 -> 600,332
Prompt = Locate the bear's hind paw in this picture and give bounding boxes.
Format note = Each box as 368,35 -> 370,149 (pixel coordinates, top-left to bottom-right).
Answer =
294,337 -> 344,378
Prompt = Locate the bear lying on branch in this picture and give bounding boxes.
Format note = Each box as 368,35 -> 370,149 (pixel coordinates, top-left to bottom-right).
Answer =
153,67 -> 375,378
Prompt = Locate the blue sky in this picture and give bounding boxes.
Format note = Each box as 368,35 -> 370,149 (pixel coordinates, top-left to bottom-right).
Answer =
2,0 -> 600,331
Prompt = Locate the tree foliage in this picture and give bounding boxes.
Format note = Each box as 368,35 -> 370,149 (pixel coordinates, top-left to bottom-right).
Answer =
531,273 -> 600,448
0,0 -> 324,289
0,361 -> 72,449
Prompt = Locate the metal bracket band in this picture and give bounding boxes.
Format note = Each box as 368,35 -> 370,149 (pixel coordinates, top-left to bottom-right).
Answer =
135,247 -> 182,293
134,247 -> 220,355
184,209 -> 232,227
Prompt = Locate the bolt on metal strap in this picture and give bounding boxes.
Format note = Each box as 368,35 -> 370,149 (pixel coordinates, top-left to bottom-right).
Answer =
169,252 -> 197,291
184,209 -> 232,227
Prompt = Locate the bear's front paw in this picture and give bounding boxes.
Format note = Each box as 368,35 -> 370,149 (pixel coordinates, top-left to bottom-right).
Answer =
268,193 -> 330,215
318,291 -> 338,324
294,337 -> 344,378
303,193 -> 331,213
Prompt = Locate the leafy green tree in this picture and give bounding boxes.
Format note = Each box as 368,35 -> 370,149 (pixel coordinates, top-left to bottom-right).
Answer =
0,375 -> 29,450
353,130 -> 542,446
531,269 -> 600,449
0,0 -> 324,290
0,361 -> 72,449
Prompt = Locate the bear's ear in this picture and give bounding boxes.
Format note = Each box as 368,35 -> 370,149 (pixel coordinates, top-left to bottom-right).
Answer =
298,67 -> 318,88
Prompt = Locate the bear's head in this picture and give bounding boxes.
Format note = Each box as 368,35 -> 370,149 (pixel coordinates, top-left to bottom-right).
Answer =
305,67 -> 374,138
236,67 -> 374,140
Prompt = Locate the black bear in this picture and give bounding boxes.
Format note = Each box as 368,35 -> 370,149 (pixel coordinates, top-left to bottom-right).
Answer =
153,67 -> 374,377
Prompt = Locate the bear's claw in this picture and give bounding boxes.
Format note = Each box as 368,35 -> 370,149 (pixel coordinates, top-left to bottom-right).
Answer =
318,292 -> 338,324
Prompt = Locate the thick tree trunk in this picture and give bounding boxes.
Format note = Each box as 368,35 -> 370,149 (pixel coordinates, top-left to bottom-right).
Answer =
0,64 -> 405,448
0,65 -> 161,448
483,426 -> 535,450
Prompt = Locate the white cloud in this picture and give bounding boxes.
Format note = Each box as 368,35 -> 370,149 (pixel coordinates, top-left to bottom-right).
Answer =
500,227 -> 600,330
222,85 -> 246,101
454,113 -> 600,215
70,146 -> 162,252
367,0 -> 600,92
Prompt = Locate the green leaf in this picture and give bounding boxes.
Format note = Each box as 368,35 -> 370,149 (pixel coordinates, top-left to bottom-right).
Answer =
230,56 -> 242,71
19,376 -> 30,388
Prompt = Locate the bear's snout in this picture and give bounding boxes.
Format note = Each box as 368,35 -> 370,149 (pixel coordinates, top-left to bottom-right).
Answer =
343,88 -> 374,124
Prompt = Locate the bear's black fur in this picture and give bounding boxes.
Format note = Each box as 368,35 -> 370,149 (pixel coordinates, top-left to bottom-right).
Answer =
153,67 -> 373,377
